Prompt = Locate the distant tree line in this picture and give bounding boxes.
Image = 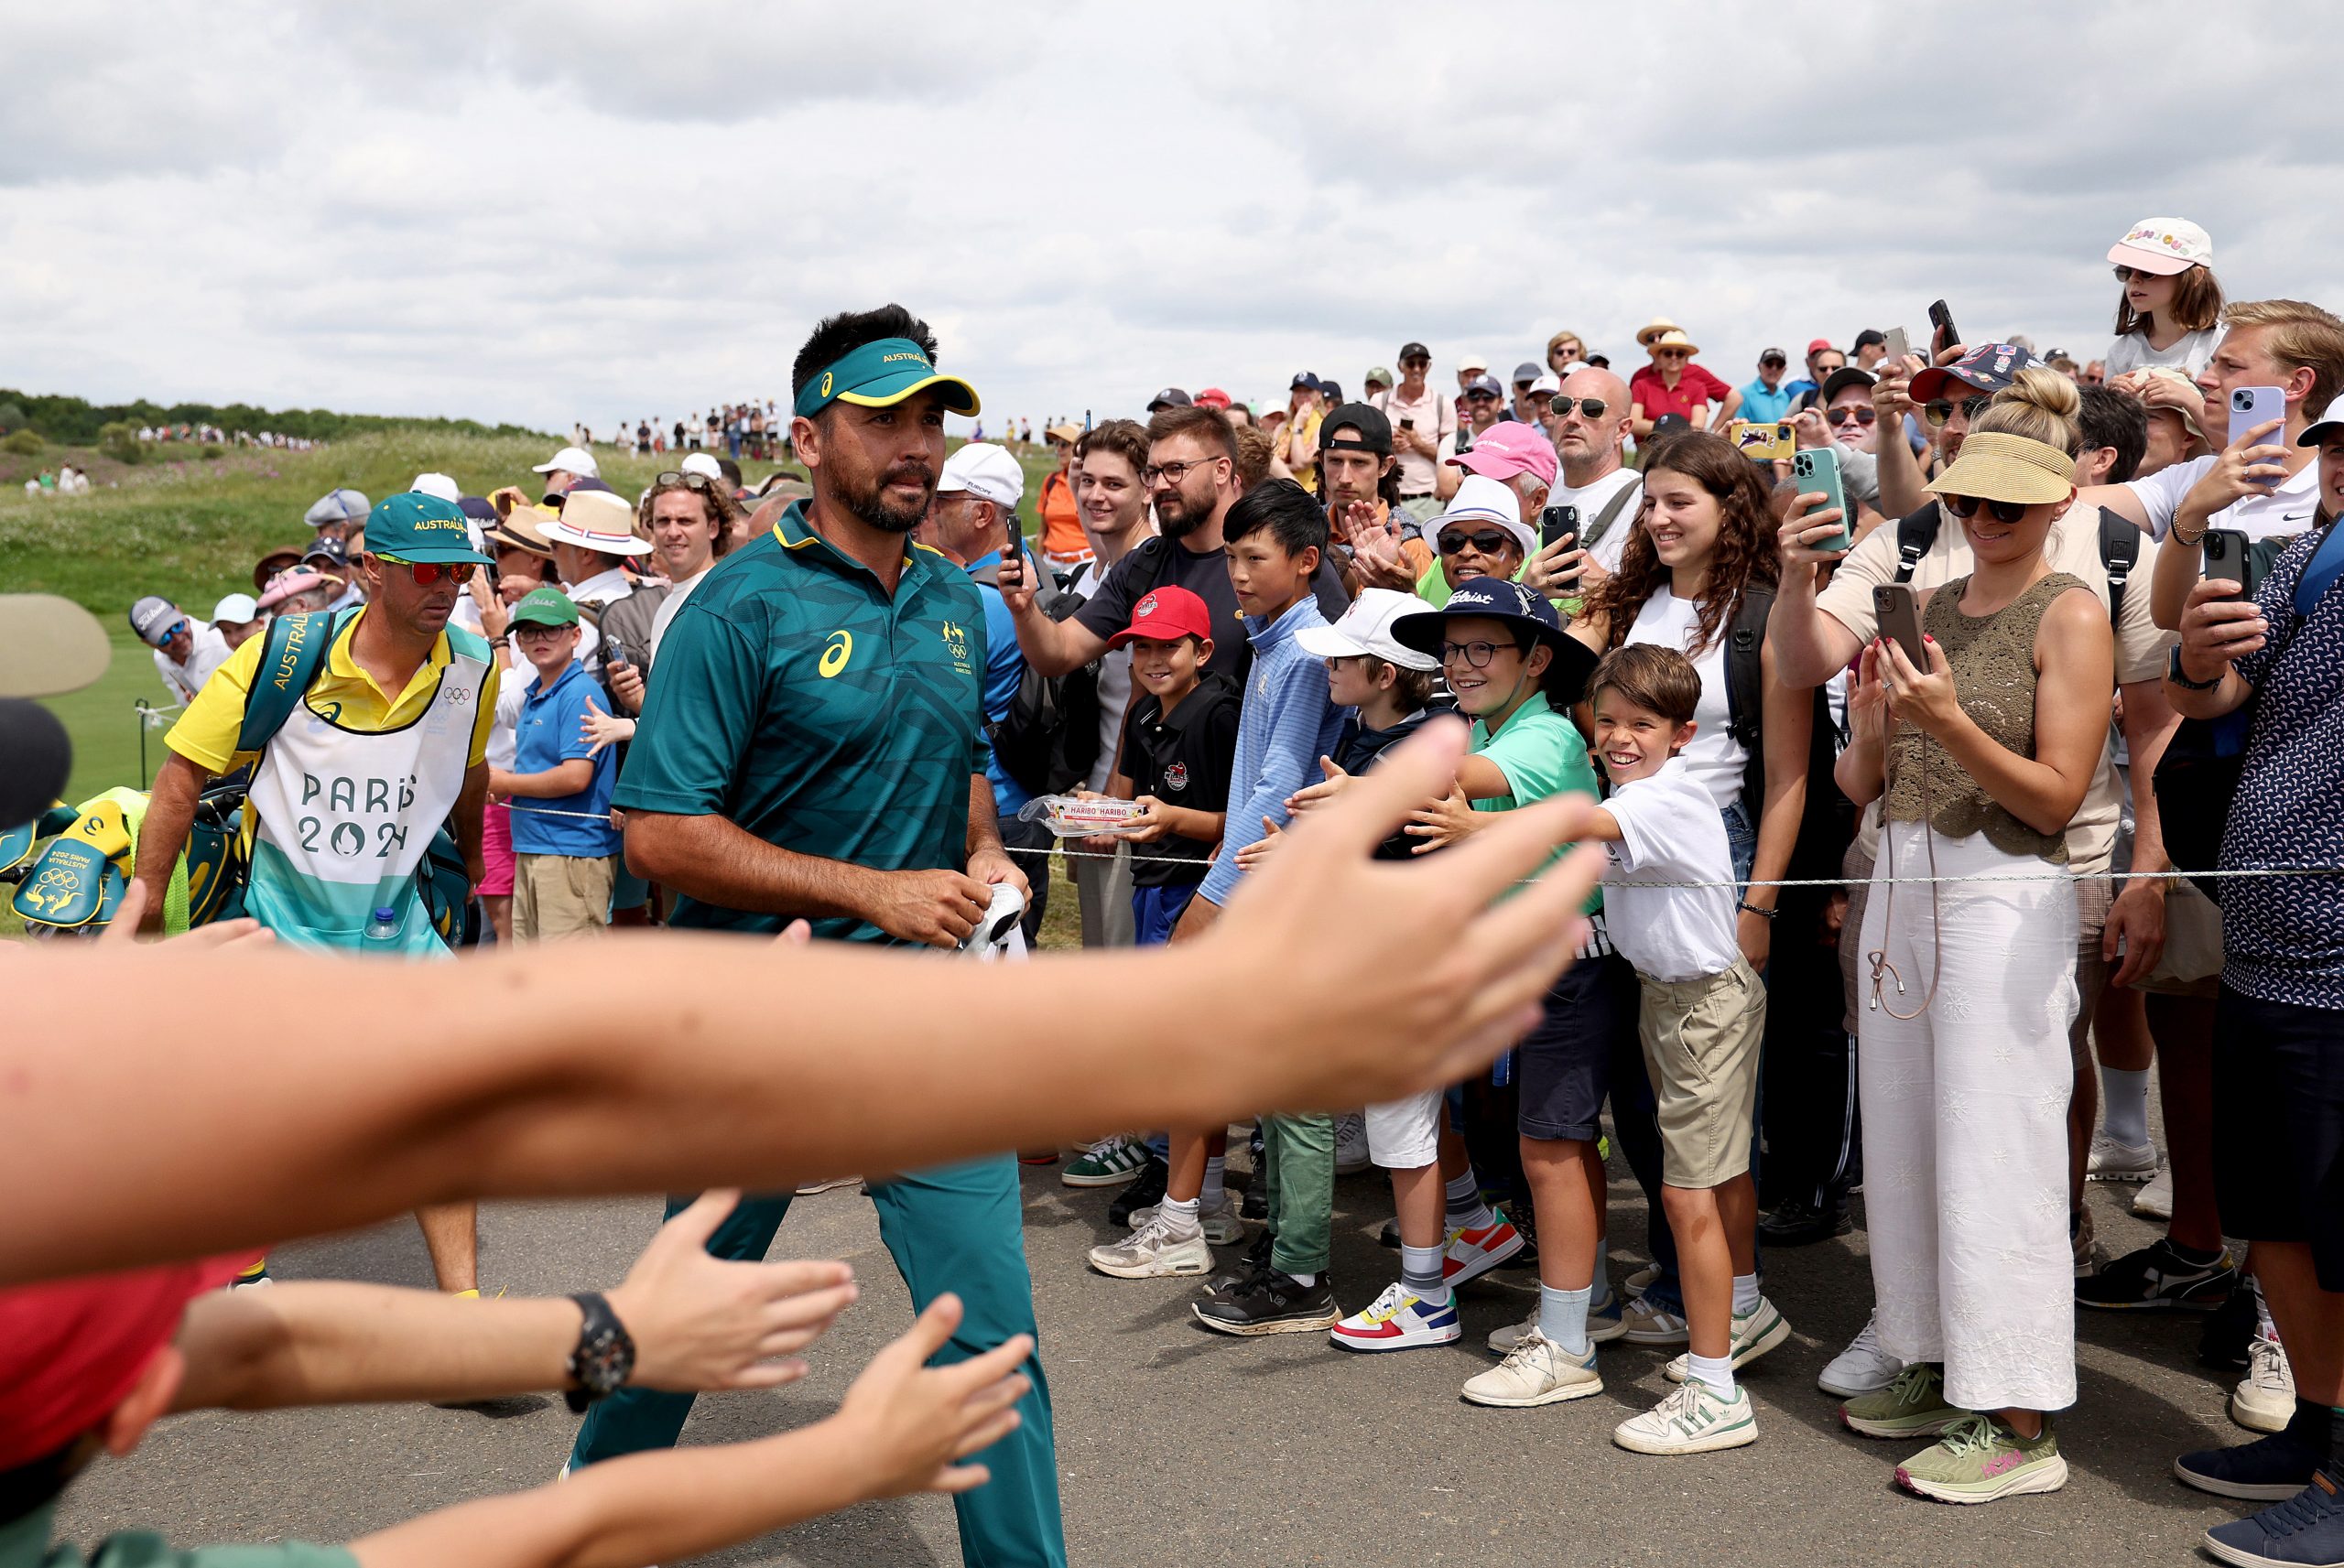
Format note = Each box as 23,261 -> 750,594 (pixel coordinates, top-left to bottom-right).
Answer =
0,388 -> 544,445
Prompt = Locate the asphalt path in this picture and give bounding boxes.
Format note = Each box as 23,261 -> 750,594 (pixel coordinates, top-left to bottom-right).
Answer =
59,1139 -> 2254,1567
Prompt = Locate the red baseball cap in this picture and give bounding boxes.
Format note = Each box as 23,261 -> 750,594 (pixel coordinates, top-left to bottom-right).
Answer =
0,1252 -> 255,1468
1107,585 -> 1216,648
1807,338 -> 1835,355
1194,387 -> 1232,410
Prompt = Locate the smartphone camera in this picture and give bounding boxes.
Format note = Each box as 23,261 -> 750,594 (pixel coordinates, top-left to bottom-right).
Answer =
2232,389 -> 2254,412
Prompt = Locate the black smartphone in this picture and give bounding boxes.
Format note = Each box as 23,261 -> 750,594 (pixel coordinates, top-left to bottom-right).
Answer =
2202,527 -> 2261,603
1872,583 -> 1926,669
1399,416 -> 1415,430
1927,299 -> 1959,356
1540,503 -> 1579,549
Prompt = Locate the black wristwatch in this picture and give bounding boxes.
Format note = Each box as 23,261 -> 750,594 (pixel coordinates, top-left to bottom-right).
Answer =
2166,643 -> 2226,692
564,1292 -> 635,1412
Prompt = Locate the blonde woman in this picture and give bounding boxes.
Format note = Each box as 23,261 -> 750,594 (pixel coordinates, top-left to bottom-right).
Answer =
1832,370 -> 2115,1503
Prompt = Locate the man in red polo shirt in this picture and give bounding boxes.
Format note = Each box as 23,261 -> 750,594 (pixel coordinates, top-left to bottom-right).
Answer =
1628,325 -> 1739,437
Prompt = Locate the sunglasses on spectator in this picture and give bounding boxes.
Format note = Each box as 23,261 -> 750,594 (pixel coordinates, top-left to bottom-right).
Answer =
1655,349 -> 1689,360
1439,640 -> 1513,668
1552,396 -> 1610,420
1438,530 -> 1514,556
376,555 -> 478,586
1401,355 -> 1430,368
2111,265 -> 2157,283
1922,395 -> 1993,427
653,470 -> 716,493
159,620 -> 189,644
1939,493 -> 2032,524
1827,406 -> 1879,427
1465,392 -> 1500,405
1141,457 -> 1221,486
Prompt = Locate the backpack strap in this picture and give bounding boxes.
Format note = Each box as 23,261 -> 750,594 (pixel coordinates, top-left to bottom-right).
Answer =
235,609 -> 349,754
1120,535 -> 1174,601
1894,503 -> 1941,585
2098,508 -> 2141,630
1722,586 -> 1772,763
1579,476 -> 1643,550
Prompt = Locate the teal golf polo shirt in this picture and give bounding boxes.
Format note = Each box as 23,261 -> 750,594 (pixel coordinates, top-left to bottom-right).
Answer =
615,500 -> 993,942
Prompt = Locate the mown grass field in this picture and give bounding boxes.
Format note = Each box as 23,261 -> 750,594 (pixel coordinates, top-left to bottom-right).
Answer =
2,427 -> 1082,945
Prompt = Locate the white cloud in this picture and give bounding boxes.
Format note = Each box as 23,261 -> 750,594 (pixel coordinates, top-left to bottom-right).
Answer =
6,1 -> 2344,438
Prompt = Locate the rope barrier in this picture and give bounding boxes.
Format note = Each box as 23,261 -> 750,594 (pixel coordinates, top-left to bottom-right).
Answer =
494,803 -> 2340,892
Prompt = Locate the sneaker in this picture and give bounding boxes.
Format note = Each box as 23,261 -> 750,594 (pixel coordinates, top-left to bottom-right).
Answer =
1089,1212 -> 1213,1280
1488,1295 -> 1623,1357
1193,1264 -> 1339,1336
1062,1136 -> 1153,1188
2072,1204 -> 2098,1278
793,1175 -> 860,1195
1621,1293 -> 1690,1346
1108,1156 -> 1167,1227
1018,1150 -> 1059,1166
2235,1335 -> 2298,1436
1443,1218 -> 1525,1288
1757,1196 -> 1853,1247
2132,1164 -> 2176,1220
231,1260 -> 273,1290
2205,1472 -> 2344,1568
1127,1198 -> 1245,1245
1819,1311 -> 1905,1398
1378,1216 -> 1402,1249
1206,1229 -> 1275,1294
1329,1281 -> 1461,1353
1663,1296 -> 1793,1383
1623,1262 -> 1661,1298
2076,1238 -> 2237,1312
2086,1130 -> 2159,1183
1613,1379 -> 1760,1454
2206,1284 -> 2260,1370
1842,1364 -> 1966,1440
2180,1413 -> 2329,1502
1460,1330 -> 1603,1408
1895,1413 -> 2067,1503
1239,1181 -> 1268,1222
1503,1202 -> 1537,1268
1334,1112 -> 1372,1175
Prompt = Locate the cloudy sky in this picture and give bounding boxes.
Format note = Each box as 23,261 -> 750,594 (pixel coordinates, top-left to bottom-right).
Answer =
7,2 -> 2342,438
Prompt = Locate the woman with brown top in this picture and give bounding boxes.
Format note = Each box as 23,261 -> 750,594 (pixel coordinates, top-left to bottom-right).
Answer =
1831,368 -> 2115,1505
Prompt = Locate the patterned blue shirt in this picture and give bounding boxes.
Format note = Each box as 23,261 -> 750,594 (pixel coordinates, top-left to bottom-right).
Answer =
1198,596 -> 1345,907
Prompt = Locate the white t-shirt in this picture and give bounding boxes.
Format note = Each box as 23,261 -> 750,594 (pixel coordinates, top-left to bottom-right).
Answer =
2120,450 -> 2321,544
1552,468 -> 1644,576
2104,327 -> 2219,381
153,622 -> 233,706
1601,757 -> 1742,982
1622,587 -> 1746,811
649,568 -> 710,664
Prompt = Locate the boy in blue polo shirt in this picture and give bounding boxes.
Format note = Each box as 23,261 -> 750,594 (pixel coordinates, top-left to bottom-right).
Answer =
493,588 -> 622,938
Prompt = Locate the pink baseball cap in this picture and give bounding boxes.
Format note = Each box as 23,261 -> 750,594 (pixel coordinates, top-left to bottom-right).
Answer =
1446,420 -> 1557,488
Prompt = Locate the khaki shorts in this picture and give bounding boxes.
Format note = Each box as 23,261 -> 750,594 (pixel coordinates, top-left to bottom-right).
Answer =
514,853 -> 615,940
1638,957 -> 1767,1188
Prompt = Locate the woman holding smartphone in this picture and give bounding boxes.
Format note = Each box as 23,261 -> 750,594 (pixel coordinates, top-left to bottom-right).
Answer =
1831,369 -> 2114,1504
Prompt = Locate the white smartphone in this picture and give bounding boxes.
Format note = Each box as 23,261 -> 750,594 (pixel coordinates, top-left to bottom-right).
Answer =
2227,385 -> 2287,449
1882,327 -> 1910,366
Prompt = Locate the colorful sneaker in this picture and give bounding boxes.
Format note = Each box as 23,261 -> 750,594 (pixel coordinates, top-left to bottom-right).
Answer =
1895,1413 -> 2067,1503
1329,1281 -> 1460,1353
1460,1330 -> 1602,1408
1621,1293 -> 1689,1346
1334,1112 -> 1372,1175
1842,1364 -> 1966,1440
1819,1310 -> 1904,1398
2076,1238 -> 2236,1312
2235,1333 -> 2297,1435
2177,1417 -> 2328,1502
1613,1379 -> 1759,1454
1062,1136 -> 1153,1188
2087,1130 -> 2159,1183
1108,1156 -> 1167,1227
1129,1198 -> 1244,1245
231,1259 -> 273,1290
1442,1217 -> 1525,1288
2132,1165 -> 2175,1220
2205,1472 -> 2344,1568
1088,1212 -> 1212,1280
1193,1265 -> 1338,1336
1663,1296 -> 1793,1383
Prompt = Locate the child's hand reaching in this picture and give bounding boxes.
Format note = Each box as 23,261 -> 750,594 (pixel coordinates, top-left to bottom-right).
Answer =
1285,755 -> 1351,816
832,1294 -> 1032,1500
1405,782 -> 1480,853
581,697 -> 636,757
1234,816 -> 1282,871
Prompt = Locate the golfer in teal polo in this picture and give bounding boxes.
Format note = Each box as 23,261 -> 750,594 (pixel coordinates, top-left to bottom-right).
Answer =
569,305 -> 1060,1567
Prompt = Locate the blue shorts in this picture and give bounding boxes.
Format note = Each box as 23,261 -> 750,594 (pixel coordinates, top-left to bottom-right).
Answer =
1517,945 -> 1639,1143
1133,883 -> 1199,946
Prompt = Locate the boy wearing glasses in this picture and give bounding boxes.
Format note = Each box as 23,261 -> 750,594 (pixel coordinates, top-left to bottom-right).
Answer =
494,588 -> 623,940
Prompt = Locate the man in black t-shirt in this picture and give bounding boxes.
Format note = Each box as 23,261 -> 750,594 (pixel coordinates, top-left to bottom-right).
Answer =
994,406 -> 1347,687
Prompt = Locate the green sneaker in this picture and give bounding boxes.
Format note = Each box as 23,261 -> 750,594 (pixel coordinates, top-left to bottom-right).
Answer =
1062,1136 -> 1152,1188
1895,1413 -> 2067,1503
1663,1295 -> 1794,1383
1841,1364 -> 1967,1439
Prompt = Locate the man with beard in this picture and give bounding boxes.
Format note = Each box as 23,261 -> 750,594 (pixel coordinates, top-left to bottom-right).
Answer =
994,404 -> 1348,688
575,304 -> 1065,1568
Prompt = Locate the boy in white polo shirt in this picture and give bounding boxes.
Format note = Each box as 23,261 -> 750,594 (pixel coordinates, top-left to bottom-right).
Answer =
1579,643 -> 1785,1454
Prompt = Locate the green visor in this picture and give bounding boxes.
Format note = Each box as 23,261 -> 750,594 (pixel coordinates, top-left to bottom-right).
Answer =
794,337 -> 981,420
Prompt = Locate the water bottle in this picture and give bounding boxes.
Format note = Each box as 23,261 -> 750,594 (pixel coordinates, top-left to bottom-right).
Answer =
364,905 -> 399,945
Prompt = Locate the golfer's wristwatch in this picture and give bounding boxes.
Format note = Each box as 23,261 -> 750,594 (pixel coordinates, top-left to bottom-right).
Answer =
565,1292 -> 636,1412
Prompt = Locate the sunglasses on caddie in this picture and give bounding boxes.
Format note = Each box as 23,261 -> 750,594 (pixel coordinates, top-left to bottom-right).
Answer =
375,556 -> 477,587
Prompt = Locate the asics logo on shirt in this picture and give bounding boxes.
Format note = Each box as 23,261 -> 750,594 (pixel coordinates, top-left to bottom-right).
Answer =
819,630 -> 853,677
